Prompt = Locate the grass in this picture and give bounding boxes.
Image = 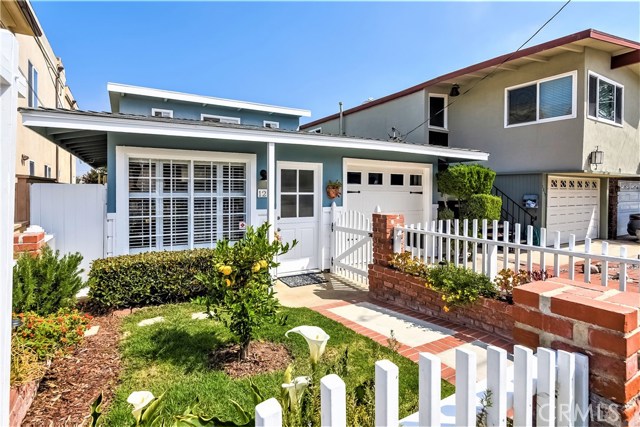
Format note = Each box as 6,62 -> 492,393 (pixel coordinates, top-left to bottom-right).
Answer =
104,303 -> 454,425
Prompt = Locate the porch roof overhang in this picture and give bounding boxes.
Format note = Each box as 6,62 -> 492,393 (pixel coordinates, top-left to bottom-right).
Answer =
20,108 -> 489,168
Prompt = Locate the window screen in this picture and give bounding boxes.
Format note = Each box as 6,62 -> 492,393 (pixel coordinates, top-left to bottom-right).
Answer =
539,75 -> 572,119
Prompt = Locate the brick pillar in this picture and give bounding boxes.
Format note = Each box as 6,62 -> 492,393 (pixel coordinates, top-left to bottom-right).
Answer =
372,213 -> 404,267
513,278 -> 640,426
13,231 -> 45,258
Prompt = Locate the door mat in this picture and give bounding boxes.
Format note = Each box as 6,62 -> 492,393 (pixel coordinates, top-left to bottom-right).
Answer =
279,273 -> 328,288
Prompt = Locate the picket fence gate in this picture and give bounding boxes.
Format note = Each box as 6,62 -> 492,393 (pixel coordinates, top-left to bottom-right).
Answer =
397,218 -> 640,291
254,345 -> 588,427
330,208 -> 373,285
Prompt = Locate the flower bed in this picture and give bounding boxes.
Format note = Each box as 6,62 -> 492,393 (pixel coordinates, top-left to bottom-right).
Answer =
368,263 -> 514,340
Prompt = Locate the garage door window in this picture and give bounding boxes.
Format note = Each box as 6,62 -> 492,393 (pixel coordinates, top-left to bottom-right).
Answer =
390,174 -> 404,186
368,173 -> 383,185
347,172 -> 361,185
410,175 -> 422,186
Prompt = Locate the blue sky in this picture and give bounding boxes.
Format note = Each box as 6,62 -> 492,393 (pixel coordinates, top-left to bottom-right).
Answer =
32,1 -> 638,171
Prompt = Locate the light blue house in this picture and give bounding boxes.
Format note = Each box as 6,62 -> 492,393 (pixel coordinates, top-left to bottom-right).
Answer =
21,83 -> 488,275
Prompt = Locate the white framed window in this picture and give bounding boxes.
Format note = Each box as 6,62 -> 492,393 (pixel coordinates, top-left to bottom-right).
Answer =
263,120 -> 280,129
44,165 -> 52,178
588,71 -> 623,126
201,114 -> 241,124
308,127 -> 322,134
27,61 -> 38,108
117,147 -> 256,255
151,108 -> 173,118
505,70 -> 577,128
428,94 -> 448,130
28,160 -> 35,176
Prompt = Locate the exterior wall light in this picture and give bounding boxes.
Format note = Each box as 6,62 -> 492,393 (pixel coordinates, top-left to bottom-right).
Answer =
449,84 -> 460,97
590,146 -> 604,169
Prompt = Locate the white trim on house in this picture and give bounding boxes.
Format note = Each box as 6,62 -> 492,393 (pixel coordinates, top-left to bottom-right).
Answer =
114,146 -> 257,255
342,158 -> 432,225
21,110 -> 490,161
151,108 -> 173,118
586,70 -> 624,128
504,70 -> 578,129
108,82 -> 311,117
201,113 -> 241,124
263,120 -> 280,129
427,93 -> 448,131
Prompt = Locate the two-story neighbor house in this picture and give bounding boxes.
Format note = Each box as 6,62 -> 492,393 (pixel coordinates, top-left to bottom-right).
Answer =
301,29 -> 640,245
1,0 -> 78,225
20,83 -> 488,275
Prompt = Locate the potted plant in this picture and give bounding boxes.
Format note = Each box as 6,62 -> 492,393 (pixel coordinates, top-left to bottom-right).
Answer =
326,180 -> 342,199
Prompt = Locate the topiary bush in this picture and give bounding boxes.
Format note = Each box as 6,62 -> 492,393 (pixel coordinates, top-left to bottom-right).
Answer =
88,249 -> 215,311
463,194 -> 502,221
436,164 -> 496,201
12,246 -> 84,316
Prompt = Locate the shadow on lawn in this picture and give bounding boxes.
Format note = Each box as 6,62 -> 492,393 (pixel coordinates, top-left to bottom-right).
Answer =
140,327 -> 227,374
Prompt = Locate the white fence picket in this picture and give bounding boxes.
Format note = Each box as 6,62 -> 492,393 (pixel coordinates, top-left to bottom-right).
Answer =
321,374 -> 346,427
556,350 -> 576,427
487,346 -> 507,427
419,353 -> 441,427
331,209 -> 372,285
255,398 -> 282,427
536,348 -> 556,427
375,360 -> 399,427
575,353 -> 590,427
514,345 -> 534,427
455,348 -> 476,427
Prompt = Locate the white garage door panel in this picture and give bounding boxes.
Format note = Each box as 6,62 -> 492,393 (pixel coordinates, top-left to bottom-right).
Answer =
618,181 -> 640,236
546,176 -> 599,245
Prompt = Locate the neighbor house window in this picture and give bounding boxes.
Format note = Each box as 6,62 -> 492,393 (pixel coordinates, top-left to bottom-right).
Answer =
588,72 -> 623,125
505,71 -> 576,127
28,160 -> 35,176
44,165 -> 52,178
151,108 -> 173,118
128,158 -> 247,252
428,94 -> 448,130
27,61 -> 38,108
263,120 -> 279,129
201,114 -> 241,124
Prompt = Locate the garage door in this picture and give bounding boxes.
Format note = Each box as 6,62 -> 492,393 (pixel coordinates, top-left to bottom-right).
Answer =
618,181 -> 640,237
546,176 -> 600,245
345,160 -> 430,226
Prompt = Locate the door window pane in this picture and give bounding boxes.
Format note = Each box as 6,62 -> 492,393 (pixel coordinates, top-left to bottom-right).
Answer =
281,169 -> 297,192
390,174 -> 404,186
281,195 -> 297,218
368,173 -> 383,185
299,170 -> 314,192
347,172 -> 361,184
299,195 -> 314,217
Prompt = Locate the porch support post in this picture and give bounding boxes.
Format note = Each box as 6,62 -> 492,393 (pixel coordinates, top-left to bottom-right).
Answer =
267,142 -> 276,242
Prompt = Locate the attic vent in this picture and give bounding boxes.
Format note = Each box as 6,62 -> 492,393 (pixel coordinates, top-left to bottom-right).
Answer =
201,114 -> 241,124
151,108 -> 173,118
263,120 -> 280,129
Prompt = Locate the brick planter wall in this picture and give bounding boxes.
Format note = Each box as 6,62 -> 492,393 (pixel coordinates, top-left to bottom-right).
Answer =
10,380 -> 39,426
369,213 -> 514,340
513,278 -> 640,426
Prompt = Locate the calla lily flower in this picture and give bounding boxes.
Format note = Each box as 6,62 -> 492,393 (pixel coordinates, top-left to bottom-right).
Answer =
285,326 -> 330,365
127,390 -> 155,420
282,376 -> 311,409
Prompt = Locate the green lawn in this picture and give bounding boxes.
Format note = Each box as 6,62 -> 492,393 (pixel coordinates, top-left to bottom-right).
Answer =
104,303 -> 454,425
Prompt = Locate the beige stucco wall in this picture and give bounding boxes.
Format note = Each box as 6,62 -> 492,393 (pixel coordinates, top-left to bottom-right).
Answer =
14,32 -> 76,183
313,91 -> 427,144
582,47 -> 640,176
448,51 -> 586,173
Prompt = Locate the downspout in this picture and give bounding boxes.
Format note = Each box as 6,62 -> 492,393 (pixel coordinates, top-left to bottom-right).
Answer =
338,102 -> 344,136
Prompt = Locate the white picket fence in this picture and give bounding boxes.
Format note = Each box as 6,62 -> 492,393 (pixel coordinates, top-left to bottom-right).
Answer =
396,219 -> 640,291
330,208 -> 373,285
254,345 -> 589,427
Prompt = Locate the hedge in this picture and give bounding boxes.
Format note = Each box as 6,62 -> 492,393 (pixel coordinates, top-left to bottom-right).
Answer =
88,249 -> 215,311
463,194 -> 502,221
436,164 -> 496,201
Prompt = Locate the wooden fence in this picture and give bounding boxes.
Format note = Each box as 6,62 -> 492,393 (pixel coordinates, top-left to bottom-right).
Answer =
254,345 -> 589,427
395,219 -> 640,291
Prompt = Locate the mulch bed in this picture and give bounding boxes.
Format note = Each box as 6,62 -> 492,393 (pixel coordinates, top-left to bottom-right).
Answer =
22,314 -> 122,427
209,341 -> 292,379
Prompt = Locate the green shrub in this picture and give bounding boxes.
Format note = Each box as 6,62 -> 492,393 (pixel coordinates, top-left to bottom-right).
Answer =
12,246 -> 84,316
463,194 -> 502,221
88,249 -> 215,311
197,223 -> 293,360
437,207 -> 455,221
426,264 -> 497,308
436,164 -> 496,201
13,310 -> 92,360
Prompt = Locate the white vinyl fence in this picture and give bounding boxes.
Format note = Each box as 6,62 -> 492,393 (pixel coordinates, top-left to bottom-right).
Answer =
255,345 -> 589,427
396,219 -> 640,291
330,208 -> 373,285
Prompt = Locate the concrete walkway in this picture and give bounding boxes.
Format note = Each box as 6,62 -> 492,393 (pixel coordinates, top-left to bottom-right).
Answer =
275,274 -> 513,384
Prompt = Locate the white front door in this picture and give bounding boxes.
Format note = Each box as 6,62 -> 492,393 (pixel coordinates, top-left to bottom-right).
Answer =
276,162 -> 321,275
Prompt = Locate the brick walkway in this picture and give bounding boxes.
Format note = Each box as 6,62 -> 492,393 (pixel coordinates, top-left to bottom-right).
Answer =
312,298 -> 513,385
